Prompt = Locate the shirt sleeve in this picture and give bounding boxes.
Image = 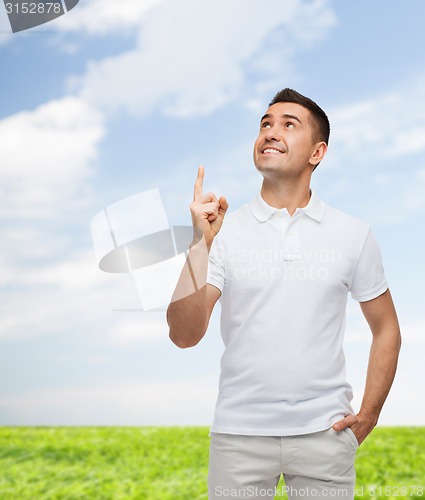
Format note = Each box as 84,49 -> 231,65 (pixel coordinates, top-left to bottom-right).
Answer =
207,234 -> 226,293
350,228 -> 388,302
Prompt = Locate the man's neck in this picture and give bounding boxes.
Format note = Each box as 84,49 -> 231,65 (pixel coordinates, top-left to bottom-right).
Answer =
260,178 -> 312,217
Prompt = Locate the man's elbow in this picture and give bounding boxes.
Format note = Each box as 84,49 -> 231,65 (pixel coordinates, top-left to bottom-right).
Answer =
397,328 -> 402,351
387,323 -> 402,353
168,330 -> 201,349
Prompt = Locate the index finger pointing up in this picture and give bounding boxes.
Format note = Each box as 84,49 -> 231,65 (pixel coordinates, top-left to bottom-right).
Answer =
193,165 -> 204,201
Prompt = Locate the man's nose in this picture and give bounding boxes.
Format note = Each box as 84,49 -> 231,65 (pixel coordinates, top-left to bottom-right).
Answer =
265,127 -> 280,141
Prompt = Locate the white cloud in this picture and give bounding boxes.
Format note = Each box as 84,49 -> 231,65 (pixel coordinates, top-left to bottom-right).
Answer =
0,243 -> 173,347
1,371 -> 422,426
18,251 -> 104,290
314,76 -> 425,223
0,380 -> 218,425
398,318 -> 425,344
54,0 -> 165,36
73,0 -> 336,118
328,77 -> 425,167
1,0 -> 163,43
317,162 -> 425,225
0,95 -> 112,345
0,249 -> 141,340
105,314 -> 169,346
399,167 -> 425,212
0,96 -> 105,218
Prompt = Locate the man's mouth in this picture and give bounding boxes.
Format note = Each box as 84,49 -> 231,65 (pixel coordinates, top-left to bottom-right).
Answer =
262,147 -> 285,155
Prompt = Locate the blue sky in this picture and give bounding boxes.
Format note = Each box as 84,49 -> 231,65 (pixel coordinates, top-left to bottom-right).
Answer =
0,0 -> 424,426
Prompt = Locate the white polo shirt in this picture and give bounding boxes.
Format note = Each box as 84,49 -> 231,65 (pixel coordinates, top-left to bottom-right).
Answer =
207,190 -> 388,436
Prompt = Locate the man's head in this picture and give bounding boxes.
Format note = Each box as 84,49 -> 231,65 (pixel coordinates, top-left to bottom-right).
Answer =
269,88 -> 330,146
253,88 -> 330,178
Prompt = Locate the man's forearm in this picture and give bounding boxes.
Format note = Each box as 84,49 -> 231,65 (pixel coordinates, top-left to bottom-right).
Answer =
166,239 -> 210,348
359,324 -> 402,424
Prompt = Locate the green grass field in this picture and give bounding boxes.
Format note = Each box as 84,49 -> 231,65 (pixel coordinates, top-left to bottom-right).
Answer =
0,427 -> 423,499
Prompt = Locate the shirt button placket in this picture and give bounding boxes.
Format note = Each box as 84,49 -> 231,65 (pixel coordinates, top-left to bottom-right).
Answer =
285,216 -> 301,260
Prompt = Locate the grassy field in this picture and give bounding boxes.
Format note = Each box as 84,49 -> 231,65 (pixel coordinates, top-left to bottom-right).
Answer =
0,427 -> 423,499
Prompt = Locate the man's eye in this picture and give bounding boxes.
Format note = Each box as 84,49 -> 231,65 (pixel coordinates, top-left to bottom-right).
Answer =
261,122 -> 271,128
286,122 -> 294,128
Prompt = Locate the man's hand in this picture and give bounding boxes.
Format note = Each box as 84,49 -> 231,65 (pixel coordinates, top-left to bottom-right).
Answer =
190,165 -> 228,248
332,412 -> 377,446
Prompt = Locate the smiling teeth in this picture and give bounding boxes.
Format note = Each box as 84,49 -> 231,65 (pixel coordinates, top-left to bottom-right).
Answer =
263,148 -> 283,154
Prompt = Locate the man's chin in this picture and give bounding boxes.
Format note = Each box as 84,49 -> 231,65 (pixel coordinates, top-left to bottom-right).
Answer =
255,163 -> 286,175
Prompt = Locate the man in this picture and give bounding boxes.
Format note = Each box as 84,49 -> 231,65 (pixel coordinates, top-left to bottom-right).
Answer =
167,88 -> 401,499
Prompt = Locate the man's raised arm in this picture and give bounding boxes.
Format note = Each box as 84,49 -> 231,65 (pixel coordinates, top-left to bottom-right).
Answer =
166,166 -> 228,348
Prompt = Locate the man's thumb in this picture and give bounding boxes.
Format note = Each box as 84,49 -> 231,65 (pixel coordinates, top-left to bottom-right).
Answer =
219,195 -> 229,216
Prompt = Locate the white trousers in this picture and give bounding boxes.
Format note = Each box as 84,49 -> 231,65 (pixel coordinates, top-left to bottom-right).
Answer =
208,427 -> 359,499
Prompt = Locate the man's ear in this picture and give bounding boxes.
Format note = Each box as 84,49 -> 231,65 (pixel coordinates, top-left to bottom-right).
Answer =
310,142 -> 327,168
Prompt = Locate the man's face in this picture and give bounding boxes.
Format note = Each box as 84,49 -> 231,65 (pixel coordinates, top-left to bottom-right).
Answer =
253,102 -> 322,178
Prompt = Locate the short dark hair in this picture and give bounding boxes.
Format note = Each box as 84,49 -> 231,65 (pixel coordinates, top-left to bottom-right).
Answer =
269,88 -> 330,145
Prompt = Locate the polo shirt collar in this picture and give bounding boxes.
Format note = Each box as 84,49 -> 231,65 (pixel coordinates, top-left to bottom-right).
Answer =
249,190 -> 326,223
249,192 -> 278,222
300,190 -> 326,222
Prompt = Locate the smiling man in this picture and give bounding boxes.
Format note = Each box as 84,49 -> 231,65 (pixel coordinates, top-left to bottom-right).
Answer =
167,88 -> 401,499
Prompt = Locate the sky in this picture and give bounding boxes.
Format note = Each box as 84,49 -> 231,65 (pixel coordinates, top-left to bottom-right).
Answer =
0,0 -> 424,427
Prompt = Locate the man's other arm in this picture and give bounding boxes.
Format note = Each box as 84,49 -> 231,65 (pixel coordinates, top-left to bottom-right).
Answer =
333,289 -> 401,444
